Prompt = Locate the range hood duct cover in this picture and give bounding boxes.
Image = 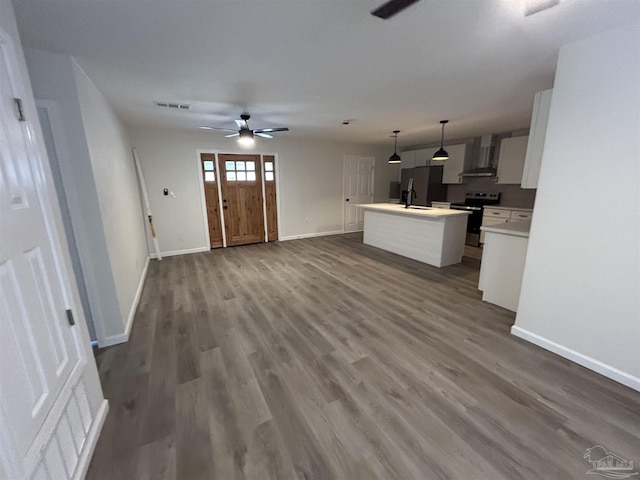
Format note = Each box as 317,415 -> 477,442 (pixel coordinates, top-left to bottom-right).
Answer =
460,134 -> 498,178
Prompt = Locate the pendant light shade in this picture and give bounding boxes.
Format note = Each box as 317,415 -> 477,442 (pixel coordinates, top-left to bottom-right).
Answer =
432,120 -> 449,161
388,130 -> 401,164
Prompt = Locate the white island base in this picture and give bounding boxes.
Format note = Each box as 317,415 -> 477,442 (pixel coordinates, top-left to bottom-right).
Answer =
361,204 -> 470,268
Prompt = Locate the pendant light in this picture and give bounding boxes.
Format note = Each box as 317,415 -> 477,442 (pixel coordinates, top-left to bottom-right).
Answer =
432,120 -> 449,161
388,130 -> 401,164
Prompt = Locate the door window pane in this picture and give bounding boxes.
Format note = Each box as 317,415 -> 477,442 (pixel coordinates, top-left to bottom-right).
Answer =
237,171 -> 247,181
203,160 -> 214,171
265,172 -> 274,181
265,162 -> 273,171
236,161 -> 245,171
246,161 -> 255,171
226,171 -> 236,181
247,171 -> 256,181
204,171 -> 215,182
225,161 -> 235,170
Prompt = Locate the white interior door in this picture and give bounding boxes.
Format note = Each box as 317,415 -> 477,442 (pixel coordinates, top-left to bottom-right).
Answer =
343,156 -> 375,233
1,30 -> 103,480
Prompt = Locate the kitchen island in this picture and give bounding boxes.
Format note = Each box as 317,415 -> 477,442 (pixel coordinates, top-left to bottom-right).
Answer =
360,203 -> 470,268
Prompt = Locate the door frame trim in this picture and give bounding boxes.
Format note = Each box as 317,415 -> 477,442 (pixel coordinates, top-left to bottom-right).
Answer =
196,149 -> 281,248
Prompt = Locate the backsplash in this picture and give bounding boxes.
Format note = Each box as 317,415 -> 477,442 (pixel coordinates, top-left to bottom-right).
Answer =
447,183 -> 537,208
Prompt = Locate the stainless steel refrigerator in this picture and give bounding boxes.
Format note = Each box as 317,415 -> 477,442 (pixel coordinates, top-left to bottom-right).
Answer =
400,166 -> 448,206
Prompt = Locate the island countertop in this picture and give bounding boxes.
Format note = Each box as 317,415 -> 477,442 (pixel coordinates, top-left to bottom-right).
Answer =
359,203 -> 471,219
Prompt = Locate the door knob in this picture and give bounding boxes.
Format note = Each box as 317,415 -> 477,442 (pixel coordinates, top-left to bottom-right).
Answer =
345,199 -> 350,202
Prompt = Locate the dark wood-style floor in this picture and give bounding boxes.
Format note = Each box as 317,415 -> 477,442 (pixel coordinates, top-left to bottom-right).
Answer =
87,233 -> 640,480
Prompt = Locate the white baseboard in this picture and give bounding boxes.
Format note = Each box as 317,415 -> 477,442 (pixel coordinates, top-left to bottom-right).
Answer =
124,255 -> 149,336
101,331 -> 128,347
280,230 -> 345,241
150,245 -> 209,258
100,256 -> 150,348
73,399 -> 109,480
511,326 -> 640,392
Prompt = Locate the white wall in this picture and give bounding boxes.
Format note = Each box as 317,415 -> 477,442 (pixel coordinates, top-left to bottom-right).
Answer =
73,62 -> 149,338
129,128 -> 389,254
24,49 -> 124,342
513,21 -> 640,391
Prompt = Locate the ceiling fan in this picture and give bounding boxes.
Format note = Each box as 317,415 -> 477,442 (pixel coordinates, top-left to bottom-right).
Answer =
371,0 -> 421,19
199,113 -> 289,145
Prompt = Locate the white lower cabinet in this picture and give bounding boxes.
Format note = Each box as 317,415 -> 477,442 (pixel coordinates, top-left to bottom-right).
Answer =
478,227 -> 530,312
480,207 -> 532,243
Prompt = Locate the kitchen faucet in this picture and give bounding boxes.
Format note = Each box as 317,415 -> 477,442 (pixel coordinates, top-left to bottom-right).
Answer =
405,178 -> 416,208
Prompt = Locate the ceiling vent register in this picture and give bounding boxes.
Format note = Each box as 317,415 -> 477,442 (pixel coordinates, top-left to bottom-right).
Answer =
154,101 -> 190,110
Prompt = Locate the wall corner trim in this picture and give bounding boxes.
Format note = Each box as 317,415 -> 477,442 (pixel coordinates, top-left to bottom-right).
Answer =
511,326 -> 640,392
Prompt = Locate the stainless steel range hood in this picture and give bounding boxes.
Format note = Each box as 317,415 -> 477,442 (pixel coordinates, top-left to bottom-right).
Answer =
460,166 -> 497,177
459,134 -> 498,178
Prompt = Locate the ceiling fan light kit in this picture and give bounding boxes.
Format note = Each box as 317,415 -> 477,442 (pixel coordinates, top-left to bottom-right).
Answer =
388,130 -> 401,164
238,129 -> 255,146
432,120 -> 449,161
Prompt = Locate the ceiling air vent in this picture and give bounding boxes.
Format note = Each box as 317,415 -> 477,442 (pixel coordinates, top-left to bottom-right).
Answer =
154,101 -> 190,110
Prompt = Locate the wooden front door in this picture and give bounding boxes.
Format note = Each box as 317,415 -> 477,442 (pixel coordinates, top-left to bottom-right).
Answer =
263,155 -> 278,241
219,154 -> 265,246
200,153 -> 223,248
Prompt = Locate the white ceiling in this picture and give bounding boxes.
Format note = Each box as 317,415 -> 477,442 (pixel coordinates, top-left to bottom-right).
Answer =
12,0 -> 640,148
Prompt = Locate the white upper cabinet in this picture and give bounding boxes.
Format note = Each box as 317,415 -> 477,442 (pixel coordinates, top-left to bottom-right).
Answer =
401,144 -> 466,183
441,144 -> 466,184
497,135 -> 529,184
522,89 -> 553,189
400,150 -> 416,169
414,147 -> 438,167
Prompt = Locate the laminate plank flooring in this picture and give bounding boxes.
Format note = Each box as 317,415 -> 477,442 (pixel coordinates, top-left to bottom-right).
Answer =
87,233 -> 640,480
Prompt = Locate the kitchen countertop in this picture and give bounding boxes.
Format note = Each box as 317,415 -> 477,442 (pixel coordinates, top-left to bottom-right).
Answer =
359,203 -> 471,219
485,206 -> 534,212
481,220 -> 531,238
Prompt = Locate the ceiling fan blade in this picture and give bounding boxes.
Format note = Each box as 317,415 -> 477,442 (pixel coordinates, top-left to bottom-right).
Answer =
224,133 -> 240,138
255,133 -> 274,139
371,0 -> 420,19
254,127 -> 289,133
199,126 -> 237,132
235,119 -> 249,130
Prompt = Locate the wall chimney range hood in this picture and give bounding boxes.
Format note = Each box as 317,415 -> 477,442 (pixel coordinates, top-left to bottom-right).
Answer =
460,134 -> 498,178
